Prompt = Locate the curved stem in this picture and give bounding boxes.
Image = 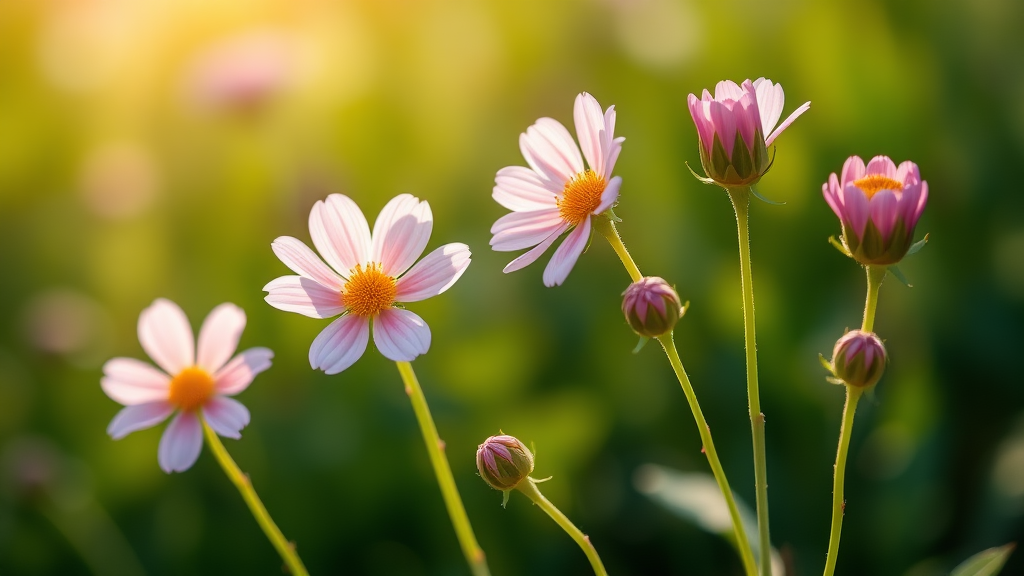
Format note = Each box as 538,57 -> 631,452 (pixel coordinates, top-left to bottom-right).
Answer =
726,187 -> 772,576
821,386 -> 863,576
516,477 -> 609,576
201,419 -> 309,576
658,335 -> 758,576
593,215 -> 643,282
395,361 -> 491,576
862,265 -> 885,332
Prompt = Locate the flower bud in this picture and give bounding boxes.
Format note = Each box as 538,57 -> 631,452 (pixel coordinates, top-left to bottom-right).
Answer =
831,330 -> 887,388
476,435 -> 534,492
622,277 -> 683,338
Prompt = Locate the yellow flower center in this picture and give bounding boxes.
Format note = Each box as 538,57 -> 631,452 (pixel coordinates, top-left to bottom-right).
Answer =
852,175 -> 903,199
557,169 -> 606,226
169,367 -> 215,412
342,263 -> 397,317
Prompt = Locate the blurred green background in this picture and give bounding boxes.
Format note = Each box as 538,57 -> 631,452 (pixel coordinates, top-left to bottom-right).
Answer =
2,0 -> 1023,574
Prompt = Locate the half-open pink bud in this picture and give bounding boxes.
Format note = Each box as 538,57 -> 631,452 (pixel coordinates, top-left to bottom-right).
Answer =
622,277 -> 683,338
476,435 -> 534,492
831,330 -> 887,388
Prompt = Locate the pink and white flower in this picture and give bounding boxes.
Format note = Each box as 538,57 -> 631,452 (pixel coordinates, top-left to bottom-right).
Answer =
264,193 -> 471,373
490,92 -> 624,287
102,300 -> 273,473
687,78 -> 810,186
822,155 -> 928,265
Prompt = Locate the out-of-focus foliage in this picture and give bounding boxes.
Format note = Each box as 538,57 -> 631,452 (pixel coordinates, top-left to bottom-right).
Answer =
1,0 -> 1022,574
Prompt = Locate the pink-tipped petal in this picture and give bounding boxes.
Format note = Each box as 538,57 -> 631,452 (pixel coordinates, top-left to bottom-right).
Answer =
896,160 -> 921,185
493,166 -> 561,212
734,89 -> 761,152
753,78 -> 785,137
865,155 -> 898,179
910,181 -> 928,229
271,236 -> 345,291
595,175 -> 622,215
202,396 -> 250,439
309,314 -> 370,375
196,303 -> 246,374
158,411 -> 203,473
868,189 -> 899,241
602,106 -> 621,176
107,401 -> 175,440
519,118 -> 583,185
490,209 -> 565,251
502,222 -> 570,274
765,100 -> 810,146
688,93 -> 715,156
574,92 -> 608,177
822,173 -> 845,221
214,347 -> 274,395
542,216 -> 591,287
101,358 -> 171,406
843,184 -> 871,240
138,299 -> 195,375
709,100 -> 739,158
396,243 -> 471,303
841,156 -> 867,188
371,194 -> 433,277
605,136 -> 624,178
714,80 -> 744,101
263,276 -> 345,319
309,194 -> 372,278
373,308 -> 431,362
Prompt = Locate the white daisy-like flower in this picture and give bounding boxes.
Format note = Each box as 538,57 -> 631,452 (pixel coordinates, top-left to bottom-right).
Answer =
490,92 -> 624,287
264,193 -> 471,374
102,299 -> 273,473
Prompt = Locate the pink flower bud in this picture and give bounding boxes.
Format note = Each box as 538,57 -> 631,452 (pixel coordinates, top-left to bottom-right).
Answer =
822,155 -> 928,265
476,435 -> 534,492
831,330 -> 887,388
622,277 -> 683,338
688,78 -> 809,187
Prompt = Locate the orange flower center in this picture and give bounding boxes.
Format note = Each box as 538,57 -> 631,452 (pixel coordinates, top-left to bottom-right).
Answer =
342,263 -> 397,317
169,367 -> 215,412
557,169 -> 606,226
852,175 -> 903,199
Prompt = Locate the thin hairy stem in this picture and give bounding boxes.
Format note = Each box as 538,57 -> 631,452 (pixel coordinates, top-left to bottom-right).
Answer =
821,386 -> 863,576
516,477 -> 609,576
862,265 -> 886,332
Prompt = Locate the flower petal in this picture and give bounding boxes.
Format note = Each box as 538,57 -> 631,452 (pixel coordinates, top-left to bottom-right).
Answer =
542,216 -> 591,287
896,160 -> 921,186
714,80 -> 744,101
214,347 -> 274,395
396,243 -> 471,303
910,180 -> 928,229
101,358 -> 170,405
709,100 -> 739,159
373,308 -> 430,362
765,100 -> 810,146
519,118 -> 583,185
602,106 -> 623,177
490,209 -> 565,251
371,194 -> 433,277
202,396 -> 250,439
196,303 -> 246,374
868,189 -> 899,241
841,156 -> 866,188
865,155 -> 897,179
309,314 -> 370,375
822,173 -> 844,221
493,166 -> 560,212
158,411 -> 203,473
502,222 -> 570,274
309,194 -> 372,278
107,401 -> 175,440
271,236 -> 345,291
595,175 -> 622,215
843,184 -> 870,240
263,276 -> 345,319
138,299 -> 195,375
753,77 -> 785,137
574,92 -> 608,177
688,93 -> 714,156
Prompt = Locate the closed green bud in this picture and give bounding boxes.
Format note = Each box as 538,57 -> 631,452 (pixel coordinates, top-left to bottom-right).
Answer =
831,330 -> 887,388
622,277 -> 683,338
476,434 -> 534,493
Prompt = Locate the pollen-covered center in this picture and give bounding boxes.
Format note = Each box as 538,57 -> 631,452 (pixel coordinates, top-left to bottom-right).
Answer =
169,367 -> 215,412
557,169 -> 607,226
342,263 -> 397,317
852,175 -> 903,199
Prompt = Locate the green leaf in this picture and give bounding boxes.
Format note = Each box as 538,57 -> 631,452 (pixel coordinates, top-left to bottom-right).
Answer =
907,233 -> 930,255
951,544 -> 1015,576
887,265 -> 913,287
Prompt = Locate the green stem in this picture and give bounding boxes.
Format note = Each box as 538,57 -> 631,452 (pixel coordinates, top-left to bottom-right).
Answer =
596,213 -> 755,574
395,361 -> 491,576
821,386 -> 863,576
201,419 -> 309,576
592,215 -> 643,282
516,477 -> 609,576
658,335 -> 759,576
726,187 -> 771,576
862,265 -> 885,332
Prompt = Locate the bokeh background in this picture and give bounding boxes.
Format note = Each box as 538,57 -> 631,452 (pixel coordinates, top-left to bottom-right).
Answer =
1,0 -> 1023,574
